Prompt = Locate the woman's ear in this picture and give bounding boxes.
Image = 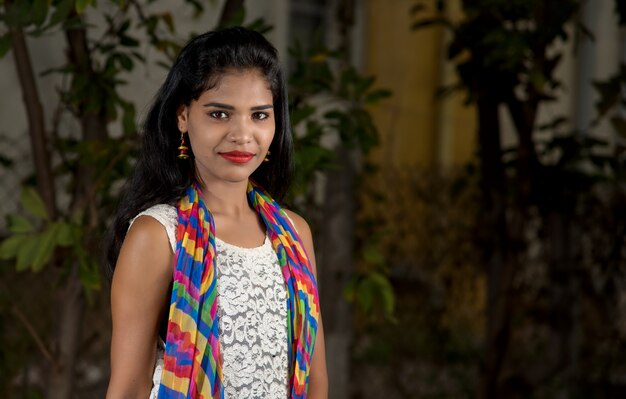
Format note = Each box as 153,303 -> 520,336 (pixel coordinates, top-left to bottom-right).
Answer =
176,104 -> 189,132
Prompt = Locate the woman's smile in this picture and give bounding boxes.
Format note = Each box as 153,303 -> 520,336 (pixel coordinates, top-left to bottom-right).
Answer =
218,150 -> 255,164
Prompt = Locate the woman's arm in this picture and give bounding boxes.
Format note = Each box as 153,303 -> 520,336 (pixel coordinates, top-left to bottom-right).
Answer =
106,216 -> 173,399
286,210 -> 329,399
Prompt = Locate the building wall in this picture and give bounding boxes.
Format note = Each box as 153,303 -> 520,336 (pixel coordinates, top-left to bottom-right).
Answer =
363,0 -> 622,171
364,0 -> 476,170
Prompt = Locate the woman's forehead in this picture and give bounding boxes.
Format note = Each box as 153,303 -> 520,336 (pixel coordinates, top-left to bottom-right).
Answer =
195,70 -> 273,105
204,68 -> 270,91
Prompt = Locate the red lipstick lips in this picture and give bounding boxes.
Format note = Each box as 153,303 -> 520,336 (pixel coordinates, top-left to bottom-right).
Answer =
219,150 -> 255,164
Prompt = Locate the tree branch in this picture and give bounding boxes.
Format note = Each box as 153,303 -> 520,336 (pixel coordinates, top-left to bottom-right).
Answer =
11,305 -> 58,369
64,12 -> 108,142
0,279 -> 58,369
129,0 -> 177,61
7,17 -> 57,218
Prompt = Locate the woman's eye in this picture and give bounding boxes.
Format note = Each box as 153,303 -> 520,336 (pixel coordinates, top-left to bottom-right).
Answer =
253,112 -> 270,120
209,111 -> 229,119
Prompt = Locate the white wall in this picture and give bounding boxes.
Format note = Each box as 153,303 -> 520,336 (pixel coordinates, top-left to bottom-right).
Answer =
499,0 -> 622,155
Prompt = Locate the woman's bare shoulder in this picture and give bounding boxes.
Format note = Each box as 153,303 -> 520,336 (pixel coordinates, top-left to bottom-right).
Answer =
113,215 -> 173,289
283,209 -> 311,237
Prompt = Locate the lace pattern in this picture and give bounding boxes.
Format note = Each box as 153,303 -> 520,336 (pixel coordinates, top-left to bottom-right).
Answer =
216,237 -> 289,398
133,205 -> 289,399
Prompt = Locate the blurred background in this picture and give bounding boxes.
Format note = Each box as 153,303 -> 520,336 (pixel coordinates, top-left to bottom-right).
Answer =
1,0 -> 626,398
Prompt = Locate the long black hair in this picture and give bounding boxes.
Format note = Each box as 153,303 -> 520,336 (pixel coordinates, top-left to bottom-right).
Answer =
104,27 -> 293,281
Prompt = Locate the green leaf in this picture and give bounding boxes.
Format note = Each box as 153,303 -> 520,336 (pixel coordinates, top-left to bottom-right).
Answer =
362,244 -> 385,266
79,255 -> 101,291
183,0 -> 204,17
291,105 -> 316,126
31,224 -> 59,271
0,235 -> 27,260
16,235 -> 40,271
0,153 -> 13,168
32,0 -> 49,27
411,3 -> 427,14
8,1 -> 33,26
323,110 -> 344,121
75,0 -> 92,14
369,272 -> 395,318
353,75 -> 375,100
120,35 -> 140,47
121,103 -> 136,135
160,12 -> 174,33
21,187 -> 48,220
0,35 -> 12,59
49,0 -> 74,27
118,19 -> 131,34
119,53 -> 133,70
7,214 -> 34,234
156,60 -> 173,70
357,277 -> 374,312
364,89 -> 392,105
346,272 -> 396,320
131,51 -> 146,63
343,277 -> 358,302
56,222 -> 75,246
144,15 -> 158,35
593,77 -> 621,117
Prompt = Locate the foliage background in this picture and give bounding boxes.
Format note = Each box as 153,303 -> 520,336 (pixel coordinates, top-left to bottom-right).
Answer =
1,0 -> 626,398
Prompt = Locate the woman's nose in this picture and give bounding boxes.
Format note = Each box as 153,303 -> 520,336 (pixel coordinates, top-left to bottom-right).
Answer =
227,117 -> 254,144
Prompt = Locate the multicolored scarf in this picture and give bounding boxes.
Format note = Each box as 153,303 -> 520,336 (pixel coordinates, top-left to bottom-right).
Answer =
157,181 -> 320,398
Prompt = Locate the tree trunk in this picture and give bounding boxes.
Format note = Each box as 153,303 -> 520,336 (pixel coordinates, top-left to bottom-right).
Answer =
47,266 -> 84,399
545,209 -> 579,398
8,23 -> 57,218
504,94 -> 539,207
318,145 -> 356,399
476,96 -> 514,399
318,1 -> 358,397
65,21 -> 108,142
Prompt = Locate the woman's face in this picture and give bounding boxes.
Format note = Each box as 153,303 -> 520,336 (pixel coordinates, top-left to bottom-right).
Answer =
177,69 -> 275,187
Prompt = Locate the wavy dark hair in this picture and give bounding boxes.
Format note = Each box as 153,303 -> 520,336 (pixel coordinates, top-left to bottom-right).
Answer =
104,27 -> 293,281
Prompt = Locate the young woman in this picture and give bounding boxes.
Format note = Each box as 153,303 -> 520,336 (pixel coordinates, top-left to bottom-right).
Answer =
105,27 -> 327,399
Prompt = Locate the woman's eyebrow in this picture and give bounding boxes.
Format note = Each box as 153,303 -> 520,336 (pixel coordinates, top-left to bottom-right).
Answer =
250,104 -> 273,111
203,102 -> 234,109
202,102 -> 273,111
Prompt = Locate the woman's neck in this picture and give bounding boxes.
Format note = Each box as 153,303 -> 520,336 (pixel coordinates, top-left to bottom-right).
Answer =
197,179 -> 252,217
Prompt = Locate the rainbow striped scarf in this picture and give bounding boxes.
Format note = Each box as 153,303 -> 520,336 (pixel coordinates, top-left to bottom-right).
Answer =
157,181 -> 320,398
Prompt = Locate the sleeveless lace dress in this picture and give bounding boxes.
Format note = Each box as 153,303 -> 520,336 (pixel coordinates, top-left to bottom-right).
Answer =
129,204 -> 289,398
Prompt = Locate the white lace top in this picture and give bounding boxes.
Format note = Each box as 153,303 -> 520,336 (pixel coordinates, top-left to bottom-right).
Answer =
129,204 -> 289,399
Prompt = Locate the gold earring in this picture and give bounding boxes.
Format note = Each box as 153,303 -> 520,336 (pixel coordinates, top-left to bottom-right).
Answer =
178,131 -> 189,159
264,150 -> 271,162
